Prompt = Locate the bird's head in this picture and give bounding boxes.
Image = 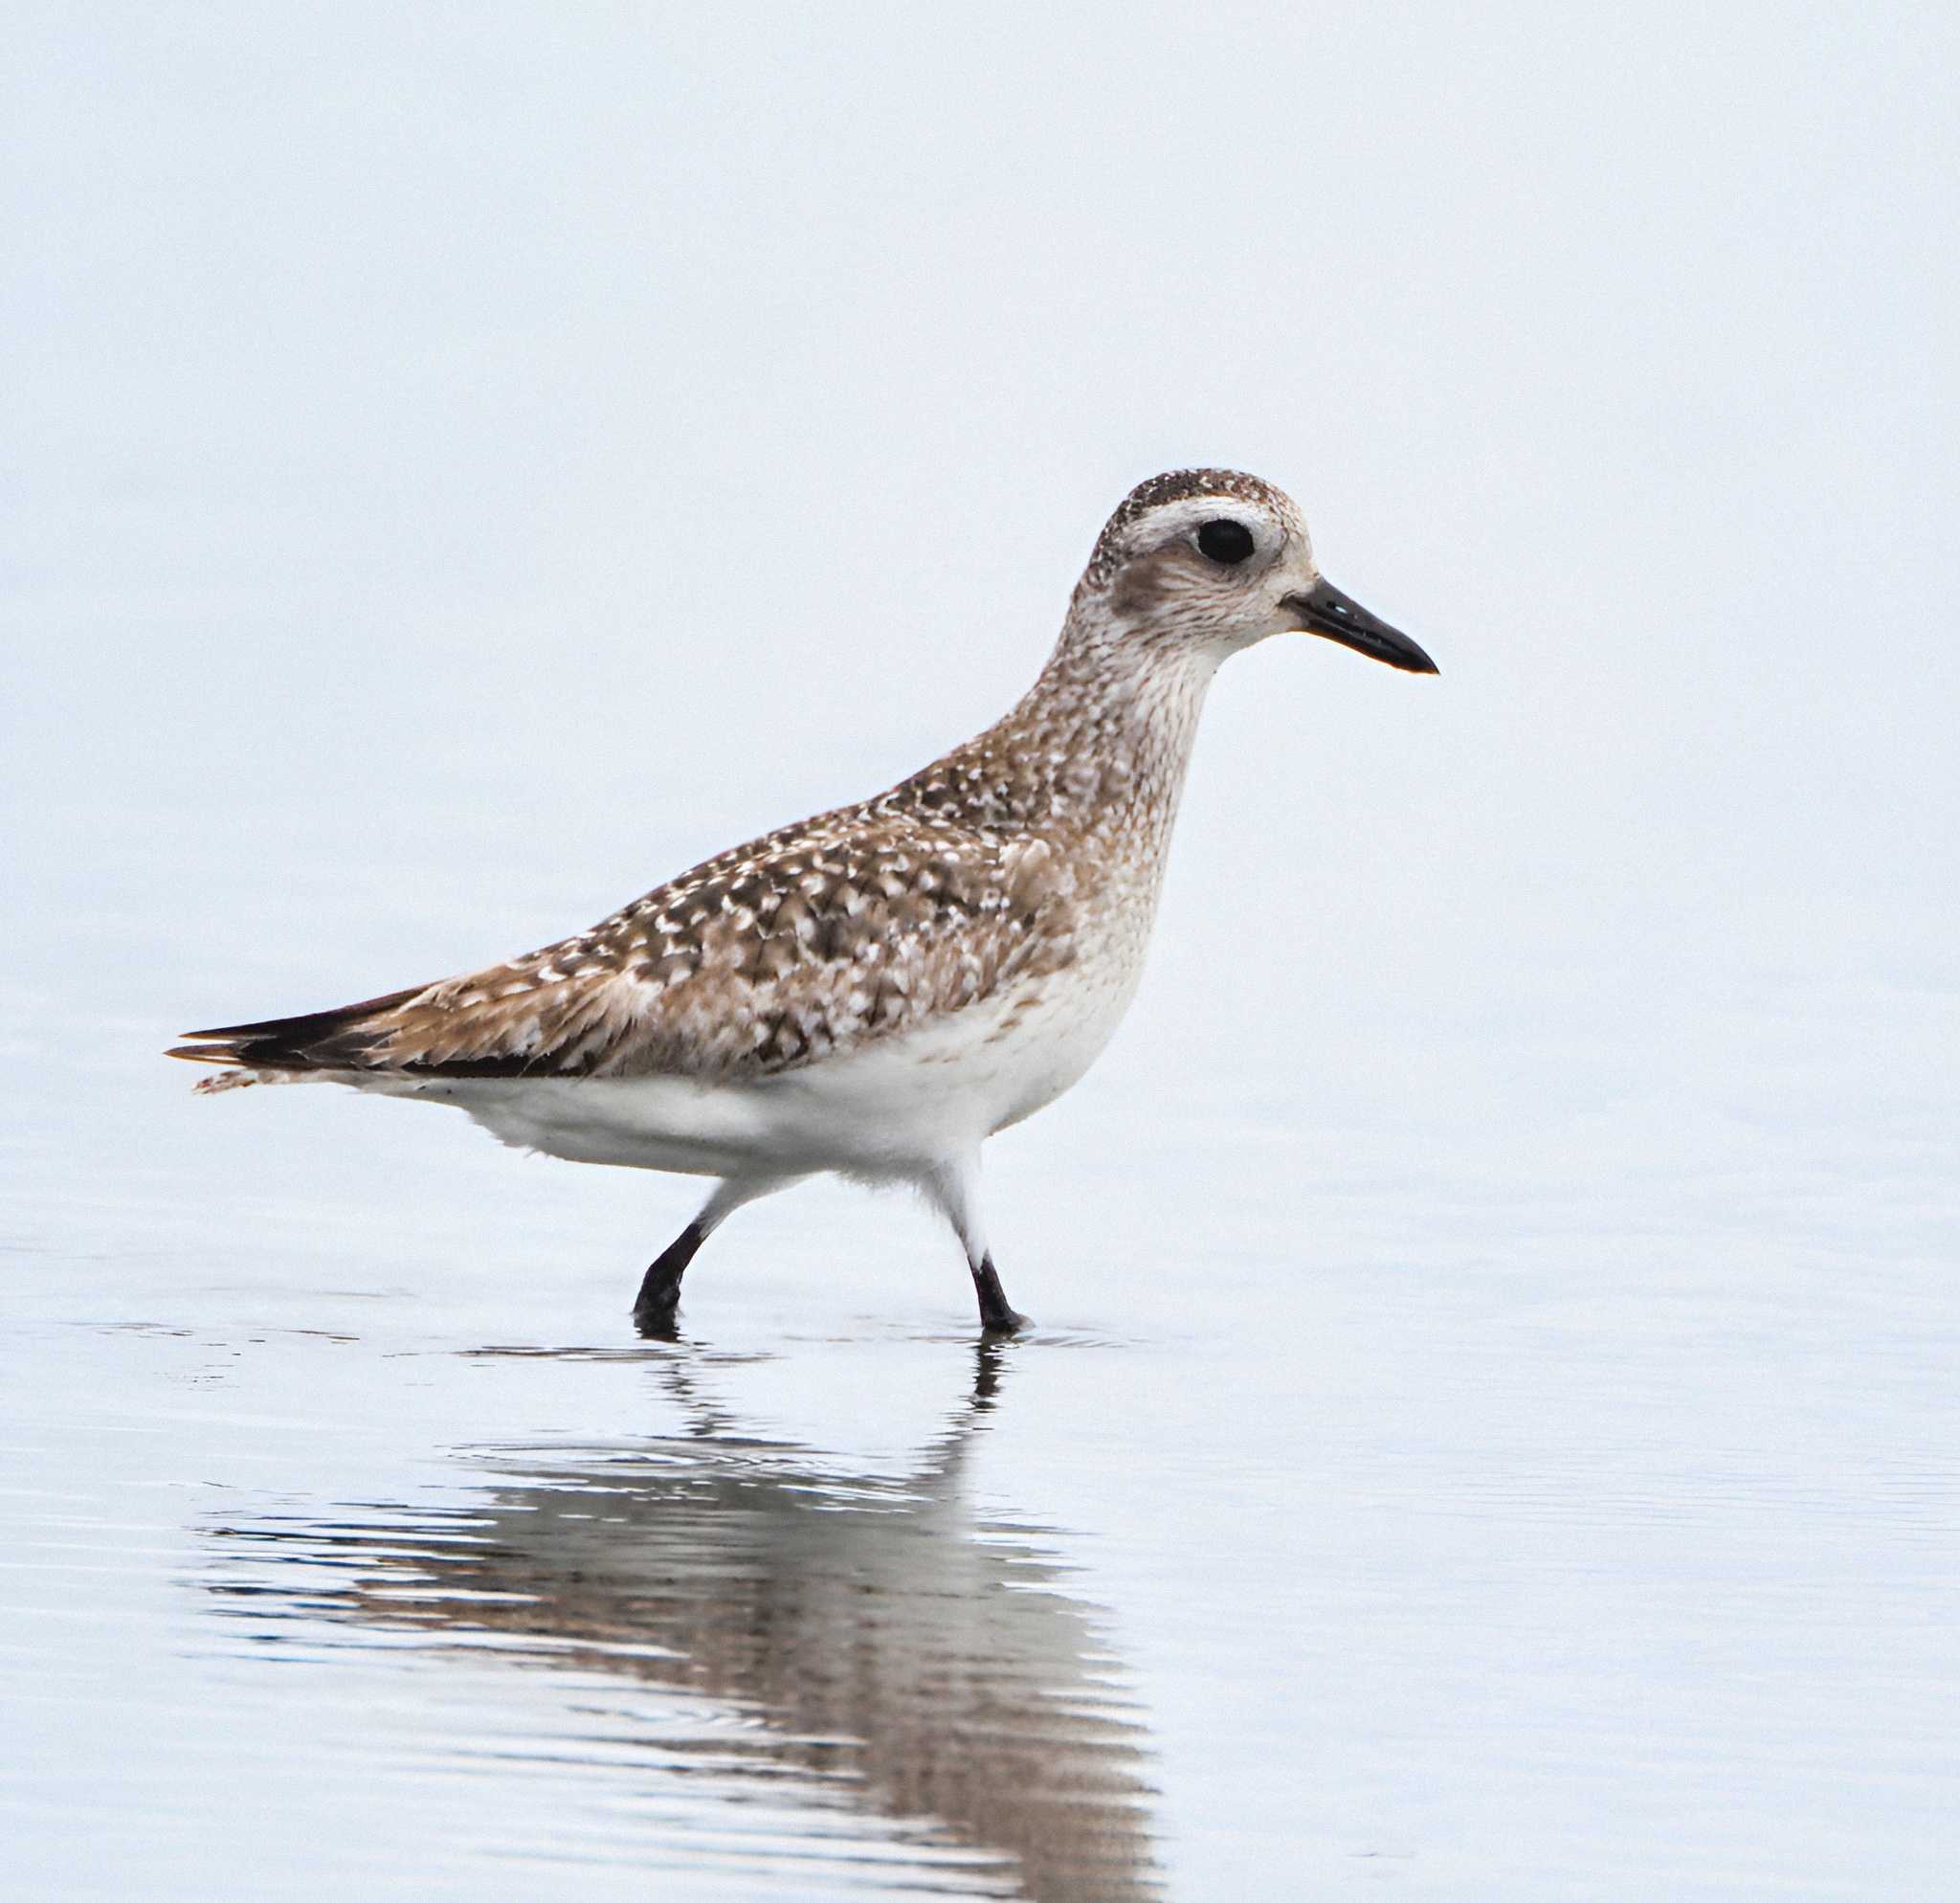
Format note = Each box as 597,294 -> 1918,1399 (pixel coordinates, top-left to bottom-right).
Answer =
1071,468 -> 1437,675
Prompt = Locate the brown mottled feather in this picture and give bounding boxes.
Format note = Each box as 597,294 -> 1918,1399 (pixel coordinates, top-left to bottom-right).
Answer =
171,468 -> 1279,1089
172,757 -> 1088,1086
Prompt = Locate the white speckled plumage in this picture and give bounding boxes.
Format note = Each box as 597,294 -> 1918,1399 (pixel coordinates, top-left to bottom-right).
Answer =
172,469 -> 1436,1332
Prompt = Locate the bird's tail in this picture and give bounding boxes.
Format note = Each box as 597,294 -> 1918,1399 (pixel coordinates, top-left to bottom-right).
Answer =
167,985 -> 429,1091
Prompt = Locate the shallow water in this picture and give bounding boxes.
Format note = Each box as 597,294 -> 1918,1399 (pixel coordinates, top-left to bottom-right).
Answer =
11,6 -> 1960,1890
6,799 -> 1958,1901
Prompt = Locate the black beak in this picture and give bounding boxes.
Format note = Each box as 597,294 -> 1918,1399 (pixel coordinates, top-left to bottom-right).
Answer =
1284,577 -> 1438,674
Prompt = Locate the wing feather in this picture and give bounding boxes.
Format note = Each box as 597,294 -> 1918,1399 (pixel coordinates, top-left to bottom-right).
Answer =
170,810 -> 1081,1086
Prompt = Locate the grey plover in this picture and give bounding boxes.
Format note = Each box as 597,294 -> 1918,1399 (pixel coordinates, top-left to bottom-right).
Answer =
172,470 -> 1437,1334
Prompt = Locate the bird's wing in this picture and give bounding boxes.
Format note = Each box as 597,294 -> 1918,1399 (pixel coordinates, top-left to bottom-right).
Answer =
169,809 -> 1080,1084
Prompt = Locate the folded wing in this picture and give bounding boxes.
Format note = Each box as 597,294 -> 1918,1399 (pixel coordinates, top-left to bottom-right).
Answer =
170,815 -> 1078,1086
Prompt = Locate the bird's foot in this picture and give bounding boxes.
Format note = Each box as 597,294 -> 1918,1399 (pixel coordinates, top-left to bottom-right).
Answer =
632,1297 -> 682,1342
632,1221 -> 706,1339
971,1256 -> 1031,1336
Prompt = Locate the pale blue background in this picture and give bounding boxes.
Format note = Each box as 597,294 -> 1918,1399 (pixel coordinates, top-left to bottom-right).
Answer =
5,6 -> 1956,1899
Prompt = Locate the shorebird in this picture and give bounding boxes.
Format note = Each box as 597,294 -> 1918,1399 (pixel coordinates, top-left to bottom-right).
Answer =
171,469 -> 1437,1335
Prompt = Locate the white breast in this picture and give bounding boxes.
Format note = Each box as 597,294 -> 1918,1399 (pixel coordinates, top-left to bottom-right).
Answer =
384,938 -> 1146,1185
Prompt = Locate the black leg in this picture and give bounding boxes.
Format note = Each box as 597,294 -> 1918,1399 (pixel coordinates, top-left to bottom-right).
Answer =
634,1220 -> 708,1337
970,1253 -> 1030,1335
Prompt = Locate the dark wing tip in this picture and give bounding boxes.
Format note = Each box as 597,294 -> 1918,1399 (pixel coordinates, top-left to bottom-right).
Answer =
180,984 -> 425,1043
167,983 -> 431,1071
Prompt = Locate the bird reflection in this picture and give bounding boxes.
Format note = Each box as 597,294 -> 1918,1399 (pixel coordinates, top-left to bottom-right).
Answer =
207,1341 -> 1163,1901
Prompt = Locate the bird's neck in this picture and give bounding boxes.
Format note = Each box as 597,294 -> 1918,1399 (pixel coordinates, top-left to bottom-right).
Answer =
894,610 -> 1223,852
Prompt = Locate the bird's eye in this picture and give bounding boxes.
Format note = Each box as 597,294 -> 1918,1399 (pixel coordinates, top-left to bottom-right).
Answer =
1195,519 -> 1256,565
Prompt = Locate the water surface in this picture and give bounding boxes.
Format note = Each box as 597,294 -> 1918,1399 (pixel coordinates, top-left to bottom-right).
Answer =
6,785 -> 1958,1903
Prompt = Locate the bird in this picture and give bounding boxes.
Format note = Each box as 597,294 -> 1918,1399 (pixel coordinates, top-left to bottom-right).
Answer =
170,469 -> 1437,1337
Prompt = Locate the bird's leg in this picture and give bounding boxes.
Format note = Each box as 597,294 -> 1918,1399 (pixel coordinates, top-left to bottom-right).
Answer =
633,1220 -> 708,1337
633,1175 -> 799,1337
923,1155 -> 1031,1336
969,1254 -> 1029,1335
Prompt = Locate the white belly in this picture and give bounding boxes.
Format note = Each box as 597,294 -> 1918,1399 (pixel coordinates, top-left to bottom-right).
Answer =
375,955 -> 1142,1182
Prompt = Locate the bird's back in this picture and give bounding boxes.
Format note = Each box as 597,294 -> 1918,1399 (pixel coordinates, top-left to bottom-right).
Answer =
170,742 -> 1102,1092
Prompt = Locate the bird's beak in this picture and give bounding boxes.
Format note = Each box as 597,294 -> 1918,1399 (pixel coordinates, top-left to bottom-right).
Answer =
1283,578 -> 1438,675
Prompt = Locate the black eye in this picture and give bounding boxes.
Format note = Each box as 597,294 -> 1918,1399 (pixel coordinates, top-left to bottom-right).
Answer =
1195,518 -> 1256,565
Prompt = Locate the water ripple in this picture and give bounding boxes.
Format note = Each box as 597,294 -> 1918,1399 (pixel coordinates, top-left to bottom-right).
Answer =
199,1343 -> 1164,1901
